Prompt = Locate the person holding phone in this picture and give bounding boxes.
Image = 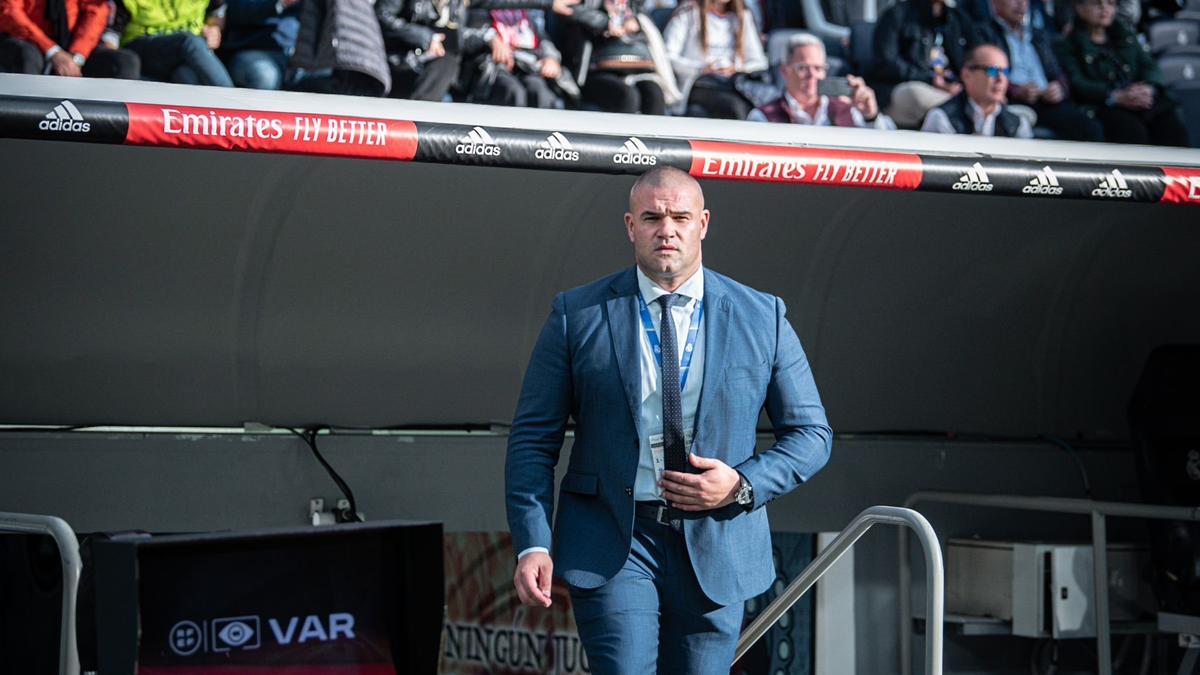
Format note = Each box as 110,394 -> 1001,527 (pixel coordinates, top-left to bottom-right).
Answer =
748,32 -> 895,128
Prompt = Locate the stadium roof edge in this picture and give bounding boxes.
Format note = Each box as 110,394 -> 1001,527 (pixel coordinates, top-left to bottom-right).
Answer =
3,73 -> 1198,168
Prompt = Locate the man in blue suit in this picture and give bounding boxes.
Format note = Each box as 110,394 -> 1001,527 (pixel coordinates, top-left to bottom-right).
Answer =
505,166 -> 832,674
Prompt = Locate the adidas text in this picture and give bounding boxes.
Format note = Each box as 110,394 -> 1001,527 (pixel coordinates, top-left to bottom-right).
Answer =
952,180 -> 992,192
1091,186 -> 1132,198
456,142 -> 501,156
613,152 -> 656,165
535,147 -> 579,162
39,118 -> 90,132
1022,184 -> 1063,195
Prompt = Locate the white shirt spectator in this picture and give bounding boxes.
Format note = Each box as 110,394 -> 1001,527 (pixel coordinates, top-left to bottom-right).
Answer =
921,97 -> 1033,137
663,3 -> 767,102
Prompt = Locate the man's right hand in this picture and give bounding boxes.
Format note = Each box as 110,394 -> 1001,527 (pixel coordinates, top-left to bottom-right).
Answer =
491,36 -> 514,71
50,50 -> 82,77
514,551 -> 554,607
551,0 -> 579,15
427,32 -> 446,58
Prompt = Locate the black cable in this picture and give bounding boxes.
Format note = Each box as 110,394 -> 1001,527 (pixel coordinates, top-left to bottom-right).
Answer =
1039,434 -> 1094,499
288,426 -> 363,523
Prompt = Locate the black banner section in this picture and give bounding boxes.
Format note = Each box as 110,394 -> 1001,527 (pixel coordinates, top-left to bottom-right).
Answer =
0,94 -> 128,144
413,122 -> 694,174
918,155 -> 1168,204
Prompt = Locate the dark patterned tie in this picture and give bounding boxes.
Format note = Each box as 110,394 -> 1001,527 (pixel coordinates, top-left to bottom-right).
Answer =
658,294 -> 688,473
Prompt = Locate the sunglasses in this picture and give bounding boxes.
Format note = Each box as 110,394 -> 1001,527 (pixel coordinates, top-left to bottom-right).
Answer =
966,64 -> 1012,78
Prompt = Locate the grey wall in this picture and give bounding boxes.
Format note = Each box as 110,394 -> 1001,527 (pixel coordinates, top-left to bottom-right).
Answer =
2,139 -> 1198,436
0,431 -> 1145,673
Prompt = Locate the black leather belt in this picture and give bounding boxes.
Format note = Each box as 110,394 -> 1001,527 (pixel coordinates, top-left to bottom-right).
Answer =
635,501 -> 706,526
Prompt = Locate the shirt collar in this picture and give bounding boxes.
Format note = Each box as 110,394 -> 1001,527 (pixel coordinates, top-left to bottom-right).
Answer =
636,265 -> 705,306
784,91 -> 829,126
967,97 -> 998,128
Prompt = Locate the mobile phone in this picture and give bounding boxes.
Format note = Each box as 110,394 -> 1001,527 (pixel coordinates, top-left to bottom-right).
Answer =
817,77 -> 853,98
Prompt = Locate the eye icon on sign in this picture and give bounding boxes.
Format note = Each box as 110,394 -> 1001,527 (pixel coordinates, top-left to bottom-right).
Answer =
168,620 -> 203,656
211,616 -> 261,652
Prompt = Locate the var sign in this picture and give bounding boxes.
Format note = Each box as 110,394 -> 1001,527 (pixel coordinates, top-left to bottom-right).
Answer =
269,613 -> 356,644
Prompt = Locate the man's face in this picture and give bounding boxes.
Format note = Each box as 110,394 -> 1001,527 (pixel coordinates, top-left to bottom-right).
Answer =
963,47 -> 1010,108
993,0 -> 1027,25
782,44 -> 826,101
625,180 -> 709,285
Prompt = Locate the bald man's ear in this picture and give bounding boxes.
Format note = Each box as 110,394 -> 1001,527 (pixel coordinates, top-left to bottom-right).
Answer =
700,209 -> 710,238
624,212 -> 635,242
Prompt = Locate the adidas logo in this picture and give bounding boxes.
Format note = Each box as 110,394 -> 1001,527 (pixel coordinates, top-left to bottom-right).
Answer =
39,100 -> 90,133
612,137 -> 657,166
535,132 -> 579,162
455,126 -> 501,157
952,162 -> 993,192
1091,169 -> 1132,199
1022,165 -> 1063,196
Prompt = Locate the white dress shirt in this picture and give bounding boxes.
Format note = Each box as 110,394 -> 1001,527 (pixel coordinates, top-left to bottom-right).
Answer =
747,91 -> 898,129
921,97 -> 1034,138
517,266 -> 706,560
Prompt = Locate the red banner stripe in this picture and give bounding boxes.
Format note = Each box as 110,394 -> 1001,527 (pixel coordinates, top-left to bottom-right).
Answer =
137,665 -> 396,675
1160,167 -> 1200,206
124,103 -> 418,161
688,139 -> 924,190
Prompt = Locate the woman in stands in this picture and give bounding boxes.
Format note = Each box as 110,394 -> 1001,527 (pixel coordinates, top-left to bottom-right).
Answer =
1056,0 -> 1188,145
560,0 -> 667,114
663,0 -> 766,118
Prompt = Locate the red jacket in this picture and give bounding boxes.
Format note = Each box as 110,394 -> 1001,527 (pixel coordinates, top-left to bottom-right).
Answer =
0,0 -> 109,58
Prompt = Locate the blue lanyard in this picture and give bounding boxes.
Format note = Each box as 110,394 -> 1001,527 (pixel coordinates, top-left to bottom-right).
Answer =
637,293 -> 704,391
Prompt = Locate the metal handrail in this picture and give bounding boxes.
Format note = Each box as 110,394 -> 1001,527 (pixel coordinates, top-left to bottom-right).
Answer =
0,512 -> 81,675
898,491 -> 1200,675
737,505 -> 944,675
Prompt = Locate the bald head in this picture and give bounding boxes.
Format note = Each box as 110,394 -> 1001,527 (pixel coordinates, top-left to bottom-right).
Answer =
628,166 -> 705,212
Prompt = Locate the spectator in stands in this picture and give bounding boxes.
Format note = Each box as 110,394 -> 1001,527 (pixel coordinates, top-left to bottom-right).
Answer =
1055,0 -> 1188,145
115,0 -> 233,85
290,0 -> 390,95
921,43 -> 1033,136
461,8 -> 570,107
0,0 -> 139,77
868,0 -> 979,128
560,0 -> 667,114
376,0 -> 574,102
662,0 -> 766,119
217,0 -> 300,89
981,0 -> 1102,140
748,32 -> 896,128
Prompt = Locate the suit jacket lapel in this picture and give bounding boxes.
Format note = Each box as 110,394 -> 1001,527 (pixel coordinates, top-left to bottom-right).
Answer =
696,269 -> 730,443
606,267 -> 643,436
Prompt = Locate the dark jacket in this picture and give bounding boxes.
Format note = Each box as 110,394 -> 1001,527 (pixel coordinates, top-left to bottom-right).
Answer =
221,0 -> 300,54
1054,18 -> 1165,107
979,16 -> 1068,97
869,0 -> 978,85
556,0 -> 648,80
935,90 -> 1024,136
291,0 -> 390,93
374,0 -> 551,56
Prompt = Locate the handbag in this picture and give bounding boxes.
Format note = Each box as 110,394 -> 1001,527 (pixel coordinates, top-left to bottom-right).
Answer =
593,35 -> 654,71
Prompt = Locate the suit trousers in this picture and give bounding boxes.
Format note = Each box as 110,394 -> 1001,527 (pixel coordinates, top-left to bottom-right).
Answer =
568,513 -> 744,675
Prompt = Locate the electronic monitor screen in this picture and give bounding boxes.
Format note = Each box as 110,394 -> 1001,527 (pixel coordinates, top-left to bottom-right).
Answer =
90,520 -> 443,675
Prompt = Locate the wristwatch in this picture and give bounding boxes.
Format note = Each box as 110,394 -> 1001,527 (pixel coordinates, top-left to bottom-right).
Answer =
734,473 -> 754,511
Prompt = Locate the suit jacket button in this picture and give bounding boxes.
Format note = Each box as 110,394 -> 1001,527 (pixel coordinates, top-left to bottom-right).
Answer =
624,487 -> 633,496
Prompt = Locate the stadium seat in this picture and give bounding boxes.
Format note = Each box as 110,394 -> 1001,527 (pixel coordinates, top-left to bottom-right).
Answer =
1159,53 -> 1200,85
1148,18 -> 1200,55
849,20 -> 876,75
1169,81 -> 1200,146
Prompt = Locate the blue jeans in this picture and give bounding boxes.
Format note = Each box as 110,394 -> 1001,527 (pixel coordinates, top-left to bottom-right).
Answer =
127,32 -> 233,87
567,515 -> 743,675
226,49 -> 289,90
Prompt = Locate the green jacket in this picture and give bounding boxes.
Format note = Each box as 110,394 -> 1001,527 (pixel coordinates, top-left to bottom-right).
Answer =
120,0 -> 209,44
1054,20 -> 1164,107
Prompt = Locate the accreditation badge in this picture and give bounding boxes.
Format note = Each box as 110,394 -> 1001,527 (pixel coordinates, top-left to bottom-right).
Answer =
648,420 -> 695,496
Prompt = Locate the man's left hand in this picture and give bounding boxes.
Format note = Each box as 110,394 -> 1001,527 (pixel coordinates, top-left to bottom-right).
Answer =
846,75 -> 878,120
660,454 -> 741,511
1043,81 -> 1065,104
539,57 -> 561,79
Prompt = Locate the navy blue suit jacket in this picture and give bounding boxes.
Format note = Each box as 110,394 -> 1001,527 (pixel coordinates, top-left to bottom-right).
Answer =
505,266 -> 832,606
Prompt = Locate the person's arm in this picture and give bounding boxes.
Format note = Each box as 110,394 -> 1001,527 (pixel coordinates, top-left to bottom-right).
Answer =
919,107 -> 956,133
732,297 -> 832,510
375,0 -> 436,51
67,0 -> 109,58
562,0 -> 610,36
1053,38 -> 1110,104
1015,113 -> 1034,138
870,8 -> 930,84
0,0 -> 59,54
663,7 -> 703,76
738,10 -> 767,73
505,293 -> 572,560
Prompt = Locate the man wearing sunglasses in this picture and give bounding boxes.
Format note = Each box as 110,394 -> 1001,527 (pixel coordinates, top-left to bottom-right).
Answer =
921,43 -> 1032,137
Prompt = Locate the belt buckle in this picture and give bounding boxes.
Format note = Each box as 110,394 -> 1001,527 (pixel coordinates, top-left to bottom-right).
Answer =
652,505 -> 669,525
